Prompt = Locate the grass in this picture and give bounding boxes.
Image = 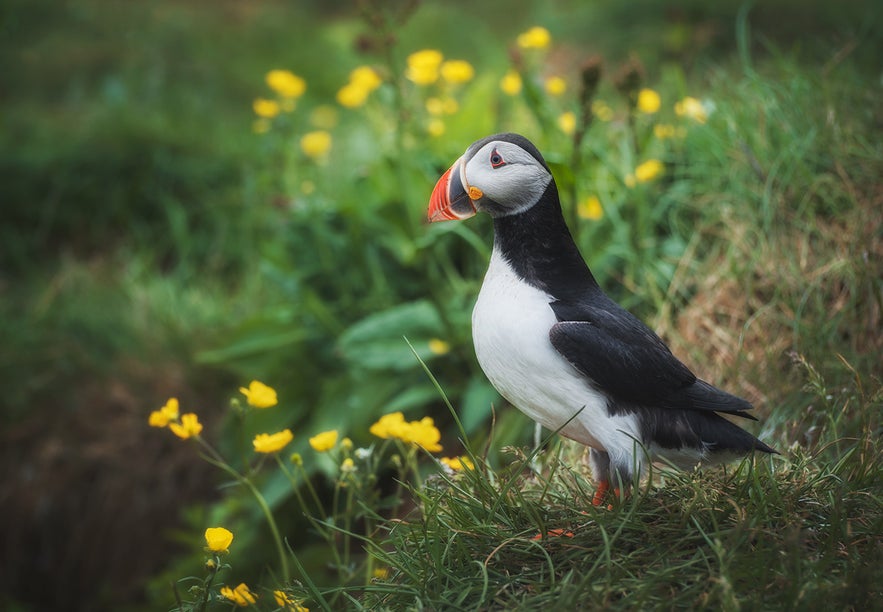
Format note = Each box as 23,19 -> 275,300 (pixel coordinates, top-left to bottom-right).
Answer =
1,0 -> 881,610
363,357 -> 880,610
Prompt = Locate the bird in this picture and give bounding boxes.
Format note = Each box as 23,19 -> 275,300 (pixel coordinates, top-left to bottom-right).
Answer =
427,132 -> 776,505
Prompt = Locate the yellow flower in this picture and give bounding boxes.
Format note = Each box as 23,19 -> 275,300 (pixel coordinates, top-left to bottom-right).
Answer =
204,527 -> 234,553
427,118 -> 445,138
300,130 -> 333,160
349,66 -> 382,91
517,26 -> 551,50
239,380 -> 278,408
337,82 -> 370,108
169,413 -> 202,440
406,49 -> 444,85
405,416 -> 443,452
544,76 -> 567,97
274,590 -> 308,611
426,97 -> 459,116
653,123 -> 676,139
592,100 -> 614,121
266,70 -> 306,99
674,96 -> 707,123
635,159 -> 664,183
340,457 -> 356,473
337,66 -> 382,109
637,88 -> 661,114
428,338 -> 450,355
371,412 -> 442,451
252,98 -> 280,118
577,195 -> 604,220
500,70 -> 522,96
220,583 -> 257,607
373,567 -> 390,580
558,111 -> 576,135
441,456 -> 474,470
341,437 -> 353,450
370,412 -> 406,439
309,430 -> 339,452
253,429 -> 294,454
149,398 -> 179,427
440,60 -> 474,84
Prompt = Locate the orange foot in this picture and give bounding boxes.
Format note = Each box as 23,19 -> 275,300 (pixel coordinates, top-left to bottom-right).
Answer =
591,480 -> 621,509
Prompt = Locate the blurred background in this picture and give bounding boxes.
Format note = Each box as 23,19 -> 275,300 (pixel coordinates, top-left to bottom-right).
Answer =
1,0 -> 880,609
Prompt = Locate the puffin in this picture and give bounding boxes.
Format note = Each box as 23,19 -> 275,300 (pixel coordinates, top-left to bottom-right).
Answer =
427,132 -> 775,504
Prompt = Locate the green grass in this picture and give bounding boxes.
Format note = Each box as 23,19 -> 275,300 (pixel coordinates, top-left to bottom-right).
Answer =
362,355 -> 880,610
1,0 -> 881,609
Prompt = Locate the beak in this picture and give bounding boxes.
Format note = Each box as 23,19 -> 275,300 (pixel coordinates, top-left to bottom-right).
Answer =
427,157 -> 477,222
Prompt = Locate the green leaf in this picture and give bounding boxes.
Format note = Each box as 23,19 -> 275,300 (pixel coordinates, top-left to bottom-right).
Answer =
338,300 -> 444,370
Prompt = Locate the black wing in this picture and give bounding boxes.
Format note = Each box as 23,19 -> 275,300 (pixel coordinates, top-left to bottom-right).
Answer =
549,299 -> 754,417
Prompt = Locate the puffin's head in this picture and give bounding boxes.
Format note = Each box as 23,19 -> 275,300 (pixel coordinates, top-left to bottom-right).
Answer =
428,133 -> 553,222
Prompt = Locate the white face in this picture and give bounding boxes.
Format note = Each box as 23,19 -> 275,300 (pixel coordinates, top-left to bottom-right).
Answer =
462,140 -> 552,217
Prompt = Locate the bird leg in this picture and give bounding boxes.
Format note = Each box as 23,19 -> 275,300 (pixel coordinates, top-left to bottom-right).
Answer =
591,480 -> 621,508
591,480 -> 609,506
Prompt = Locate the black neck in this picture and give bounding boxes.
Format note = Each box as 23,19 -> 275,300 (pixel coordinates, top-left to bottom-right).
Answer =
492,181 -> 599,300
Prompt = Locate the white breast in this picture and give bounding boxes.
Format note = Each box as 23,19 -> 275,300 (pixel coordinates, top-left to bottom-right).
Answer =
471,249 -> 638,452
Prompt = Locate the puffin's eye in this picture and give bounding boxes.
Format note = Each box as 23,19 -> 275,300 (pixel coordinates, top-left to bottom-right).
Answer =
490,148 -> 506,168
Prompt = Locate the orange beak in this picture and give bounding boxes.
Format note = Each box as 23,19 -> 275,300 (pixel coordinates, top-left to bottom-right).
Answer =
427,158 -> 478,222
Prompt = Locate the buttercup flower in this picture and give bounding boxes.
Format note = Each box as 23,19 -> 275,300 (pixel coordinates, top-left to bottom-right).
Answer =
409,417 -> 443,452
427,118 -> 445,138
349,66 -> 382,91
239,380 -> 278,408
300,130 -> 333,160
340,457 -> 356,473
441,456 -> 474,470
440,60 -> 474,84
577,195 -> 604,220
337,83 -> 369,108
204,527 -> 234,553
220,583 -> 257,607
544,76 -> 567,97
406,49 -> 444,85
500,70 -> 522,96
149,398 -> 179,427
253,429 -> 294,454
370,412 -> 407,439
637,88 -> 661,114
428,338 -> 450,355
274,590 -> 309,611
265,70 -> 306,99
674,96 -> 708,123
517,26 -> 551,50
337,66 -> 382,109
634,159 -> 664,183
253,98 -> 280,118
425,97 -> 458,116
372,413 -> 443,452
558,111 -> 576,135
169,413 -> 202,439
309,430 -> 339,452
